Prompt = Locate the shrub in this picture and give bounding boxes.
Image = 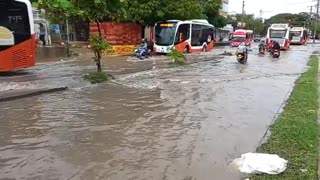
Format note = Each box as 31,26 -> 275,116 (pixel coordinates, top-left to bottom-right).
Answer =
167,49 -> 186,65
83,72 -> 111,84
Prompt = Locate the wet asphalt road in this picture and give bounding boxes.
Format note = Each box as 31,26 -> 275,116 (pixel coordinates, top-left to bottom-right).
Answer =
0,43 -> 318,180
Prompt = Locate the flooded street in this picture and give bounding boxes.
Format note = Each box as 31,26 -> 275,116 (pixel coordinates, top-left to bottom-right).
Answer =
0,44 -> 317,180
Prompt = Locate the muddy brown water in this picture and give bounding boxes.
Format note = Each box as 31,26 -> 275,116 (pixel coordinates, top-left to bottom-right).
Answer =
0,44 -> 318,179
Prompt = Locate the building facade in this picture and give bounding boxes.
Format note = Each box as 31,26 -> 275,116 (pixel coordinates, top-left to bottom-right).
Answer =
220,0 -> 228,17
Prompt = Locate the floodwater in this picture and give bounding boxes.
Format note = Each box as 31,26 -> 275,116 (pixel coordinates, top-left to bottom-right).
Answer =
0,44 -> 317,180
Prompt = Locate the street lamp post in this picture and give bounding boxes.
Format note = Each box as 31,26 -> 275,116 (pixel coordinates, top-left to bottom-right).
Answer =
241,1 -> 245,28
314,0 -> 319,43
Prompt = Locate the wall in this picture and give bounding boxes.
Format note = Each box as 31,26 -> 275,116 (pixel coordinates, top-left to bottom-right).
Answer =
90,22 -> 142,54
90,22 -> 142,45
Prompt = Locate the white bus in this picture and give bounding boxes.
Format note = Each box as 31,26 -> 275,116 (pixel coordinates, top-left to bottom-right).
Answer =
266,24 -> 290,50
290,27 -> 308,45
153,19 -> 214,54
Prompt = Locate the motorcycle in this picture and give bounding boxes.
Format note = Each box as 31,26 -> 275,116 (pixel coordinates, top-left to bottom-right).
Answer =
134,48 -> 151,59
259,47 -> 265,54
237,53 -> 247,64
271,49 -> 280,58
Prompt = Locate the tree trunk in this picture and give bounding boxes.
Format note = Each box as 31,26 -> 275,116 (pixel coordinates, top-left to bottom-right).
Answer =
66,18 -> 70,57
96,19 -> 102,39
95,18 -> 102,72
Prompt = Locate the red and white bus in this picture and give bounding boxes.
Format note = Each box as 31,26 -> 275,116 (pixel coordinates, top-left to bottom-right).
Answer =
153,19 -> 214,53
0,0 -> 36,72
290,27 -> 308,45
230,29 -> 252,47
266,24 -> 290,50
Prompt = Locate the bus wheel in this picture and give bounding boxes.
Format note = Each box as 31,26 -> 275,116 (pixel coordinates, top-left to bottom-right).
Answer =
202,46 -> 207,52
184,46 -> 190,53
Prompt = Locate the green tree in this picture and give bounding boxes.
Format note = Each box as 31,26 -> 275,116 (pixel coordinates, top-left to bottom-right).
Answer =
123,0 -> 204,26
228,14 -> 266,35
38,0 -> 122,72
74,0 -> 123,71
265,13 -> 308,27
201,0 -> 226,27
38,0 -> 82,23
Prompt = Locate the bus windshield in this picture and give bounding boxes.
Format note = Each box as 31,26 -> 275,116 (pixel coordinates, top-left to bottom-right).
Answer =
0,0 -> 30,49
290,31 -> 301,37
155,22 -> 177,46
232,36 -> 245,41
269,29 -> 287,38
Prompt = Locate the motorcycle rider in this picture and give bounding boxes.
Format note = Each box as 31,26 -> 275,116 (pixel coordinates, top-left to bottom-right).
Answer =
267,40 -> 274,51
137,38 -> 148,57
236,42 -> 248,60
258,40 -> 266,53
271,40 -> 281,54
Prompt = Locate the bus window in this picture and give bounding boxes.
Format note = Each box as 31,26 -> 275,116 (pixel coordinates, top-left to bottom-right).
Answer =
155,23 -> 177,46
201,26 -> 213,43
191,24 -> 201,46
269,29 -> 287,38
174,24 -> 190,44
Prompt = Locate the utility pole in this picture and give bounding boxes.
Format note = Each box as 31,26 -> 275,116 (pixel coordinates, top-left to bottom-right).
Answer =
309,6 -> 313,30
313,0 -> 319,43
241,1 -> 245,28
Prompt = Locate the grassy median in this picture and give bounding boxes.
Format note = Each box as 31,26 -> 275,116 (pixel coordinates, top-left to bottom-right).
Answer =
252,55 -> 319,180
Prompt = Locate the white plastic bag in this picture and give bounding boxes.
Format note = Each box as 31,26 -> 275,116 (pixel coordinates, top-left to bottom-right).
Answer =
234,152 -> 288,175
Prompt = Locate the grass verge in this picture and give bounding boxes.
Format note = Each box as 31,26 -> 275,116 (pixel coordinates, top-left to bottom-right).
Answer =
83,72 -> 113,84
252,55 -> 319,180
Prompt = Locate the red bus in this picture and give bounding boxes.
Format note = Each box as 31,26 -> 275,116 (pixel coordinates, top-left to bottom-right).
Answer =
154,19 -> 214,53
0,0 -> 36,72
230,29 -> 252,47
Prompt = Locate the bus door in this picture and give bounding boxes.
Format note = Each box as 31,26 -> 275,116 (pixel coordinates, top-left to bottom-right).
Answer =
174,24 -> 190,53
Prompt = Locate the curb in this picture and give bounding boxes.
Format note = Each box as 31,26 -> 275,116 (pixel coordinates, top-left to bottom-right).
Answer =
316,54 -> 320,179
0,87 -> 68,102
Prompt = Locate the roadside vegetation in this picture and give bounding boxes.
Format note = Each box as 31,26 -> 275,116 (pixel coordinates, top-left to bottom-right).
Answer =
83,72 -> 113,84
167,49 -> 186,65
252,55 -> 319,180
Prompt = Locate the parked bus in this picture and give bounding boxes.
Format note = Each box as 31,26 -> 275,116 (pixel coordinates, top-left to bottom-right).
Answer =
230,29 -> 252,47
290,27 -> 308,45
0,0 -> 36,72
266,24 -> 290,50
154,19 -> 214,53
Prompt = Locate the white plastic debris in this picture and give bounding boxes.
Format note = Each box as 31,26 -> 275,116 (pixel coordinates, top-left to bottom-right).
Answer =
234,152 -> 288,175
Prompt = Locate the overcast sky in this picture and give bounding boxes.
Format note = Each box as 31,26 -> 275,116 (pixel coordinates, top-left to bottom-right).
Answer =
228,0 -> 316,19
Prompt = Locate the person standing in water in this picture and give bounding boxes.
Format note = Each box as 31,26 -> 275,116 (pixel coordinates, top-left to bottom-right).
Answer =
39,23 -> 46,46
